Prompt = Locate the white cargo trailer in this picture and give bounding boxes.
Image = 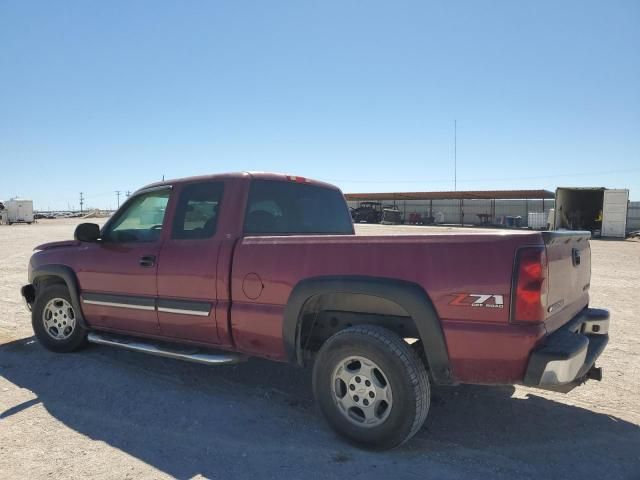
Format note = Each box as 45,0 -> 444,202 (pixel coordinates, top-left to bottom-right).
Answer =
554,187 -> 629,238
4,199 -> 34,225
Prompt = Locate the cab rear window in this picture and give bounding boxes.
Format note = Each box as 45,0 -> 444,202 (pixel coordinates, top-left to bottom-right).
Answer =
244,180 -> 353,235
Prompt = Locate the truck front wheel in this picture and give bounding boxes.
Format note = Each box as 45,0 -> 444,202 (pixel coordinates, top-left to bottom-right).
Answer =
312,325 -> 430,450
32,284 -> 88,353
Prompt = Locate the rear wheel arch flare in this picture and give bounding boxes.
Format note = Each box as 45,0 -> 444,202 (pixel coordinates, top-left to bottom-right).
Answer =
296,293 -> 418,353
283,275 -> 454,385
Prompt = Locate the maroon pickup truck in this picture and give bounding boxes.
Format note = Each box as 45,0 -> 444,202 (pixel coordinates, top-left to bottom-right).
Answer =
21,172 -> 609,449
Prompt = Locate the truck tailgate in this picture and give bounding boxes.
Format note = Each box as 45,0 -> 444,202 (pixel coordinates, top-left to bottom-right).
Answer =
542,231 -> 592,333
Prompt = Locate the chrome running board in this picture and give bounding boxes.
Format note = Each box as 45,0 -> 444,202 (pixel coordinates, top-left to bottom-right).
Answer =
87,332 -> 247,365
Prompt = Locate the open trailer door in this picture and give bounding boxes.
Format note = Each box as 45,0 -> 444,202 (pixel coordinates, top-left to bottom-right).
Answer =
601,189 -> 629,238
554,187 -> 604,231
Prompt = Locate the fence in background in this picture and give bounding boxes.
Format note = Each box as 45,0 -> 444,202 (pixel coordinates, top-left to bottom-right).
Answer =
348,199 -> 555,227
348,198 -> 639,231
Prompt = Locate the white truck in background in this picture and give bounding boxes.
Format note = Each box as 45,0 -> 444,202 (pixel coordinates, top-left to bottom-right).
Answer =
554,187 -> 629,238
2,198 -> 34,225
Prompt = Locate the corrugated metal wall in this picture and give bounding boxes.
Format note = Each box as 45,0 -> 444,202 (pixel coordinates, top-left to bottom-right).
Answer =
348,199 -> 555,226
628,201 -> 640,231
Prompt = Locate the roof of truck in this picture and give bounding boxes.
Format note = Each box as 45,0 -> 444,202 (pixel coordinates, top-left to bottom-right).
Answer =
138,172 -> 340,193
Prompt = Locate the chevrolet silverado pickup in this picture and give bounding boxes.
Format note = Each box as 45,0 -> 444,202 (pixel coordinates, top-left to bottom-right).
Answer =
21,172 -> 609,449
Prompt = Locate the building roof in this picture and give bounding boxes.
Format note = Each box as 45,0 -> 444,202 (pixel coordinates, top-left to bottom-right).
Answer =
344,189 -> 555,201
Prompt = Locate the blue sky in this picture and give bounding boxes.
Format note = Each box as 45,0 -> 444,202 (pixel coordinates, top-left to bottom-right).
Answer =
1,1 -> 639,210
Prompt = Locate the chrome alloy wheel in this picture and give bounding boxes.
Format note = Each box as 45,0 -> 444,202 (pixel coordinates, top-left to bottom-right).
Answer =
331,355 -> 393,427
42,298 -> 76,340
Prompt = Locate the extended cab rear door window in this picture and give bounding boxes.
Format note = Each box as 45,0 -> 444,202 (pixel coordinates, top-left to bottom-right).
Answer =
102,188 -> 170,243
244,179 -> 353,235
171,182 -> 224,240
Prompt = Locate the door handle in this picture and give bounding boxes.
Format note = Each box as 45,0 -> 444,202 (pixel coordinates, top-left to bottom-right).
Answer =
139,255 -> 156,267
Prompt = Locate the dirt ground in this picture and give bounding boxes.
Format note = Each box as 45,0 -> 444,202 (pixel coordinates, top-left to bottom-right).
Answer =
1,219 -> 639,479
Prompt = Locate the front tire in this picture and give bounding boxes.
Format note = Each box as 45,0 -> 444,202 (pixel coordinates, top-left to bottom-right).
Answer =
32,284 -> 88,352
312,325 -> 430,450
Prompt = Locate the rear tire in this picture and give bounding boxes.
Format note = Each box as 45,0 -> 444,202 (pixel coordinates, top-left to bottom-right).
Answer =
312,325 -> 430,450
32,284 -> 88,353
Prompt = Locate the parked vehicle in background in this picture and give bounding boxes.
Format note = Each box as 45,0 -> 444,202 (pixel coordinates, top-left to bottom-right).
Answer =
381,206 -> 402,224
4,198 -> 34,225
407,212 -> 437,225
351,201 -> 383,223
21,172 -> 610,449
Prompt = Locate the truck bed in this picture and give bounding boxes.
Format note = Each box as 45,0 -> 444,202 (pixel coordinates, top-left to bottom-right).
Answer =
229,227 -> 570,383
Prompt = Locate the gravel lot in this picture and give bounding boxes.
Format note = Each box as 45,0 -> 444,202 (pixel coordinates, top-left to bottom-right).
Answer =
1,219 -> 639,479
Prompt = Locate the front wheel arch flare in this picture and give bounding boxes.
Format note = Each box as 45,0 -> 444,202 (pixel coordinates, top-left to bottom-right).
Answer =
31,265 -> 87,329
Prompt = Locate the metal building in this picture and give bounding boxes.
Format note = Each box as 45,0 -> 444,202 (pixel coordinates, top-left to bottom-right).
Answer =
345,189 -> 555,227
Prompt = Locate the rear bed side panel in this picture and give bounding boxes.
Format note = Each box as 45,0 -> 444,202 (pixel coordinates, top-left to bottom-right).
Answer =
229,231 -> 545,383
442,320 -> 546,383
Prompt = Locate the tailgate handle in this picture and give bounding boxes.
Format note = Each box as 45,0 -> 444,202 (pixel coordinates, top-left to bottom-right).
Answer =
572,248 -> 581,267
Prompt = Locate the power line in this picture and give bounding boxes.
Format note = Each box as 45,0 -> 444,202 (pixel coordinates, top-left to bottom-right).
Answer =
79,192 -> 84,213
324,167 -> 640,185
115,190 -> 121,208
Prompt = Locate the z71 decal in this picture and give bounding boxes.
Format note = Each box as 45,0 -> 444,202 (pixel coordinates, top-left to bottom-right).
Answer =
449,293 -> 504,309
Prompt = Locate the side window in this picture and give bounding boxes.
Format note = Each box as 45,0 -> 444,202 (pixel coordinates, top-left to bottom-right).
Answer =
172,182 -> 224,240
104,189 -> 170,243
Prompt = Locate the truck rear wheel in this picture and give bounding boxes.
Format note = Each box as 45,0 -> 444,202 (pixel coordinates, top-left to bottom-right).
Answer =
312,325 -> 430,450
32,284 -> 88,353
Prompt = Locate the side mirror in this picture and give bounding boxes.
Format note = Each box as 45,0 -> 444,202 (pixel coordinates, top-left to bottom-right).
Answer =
74,223 -> 100,242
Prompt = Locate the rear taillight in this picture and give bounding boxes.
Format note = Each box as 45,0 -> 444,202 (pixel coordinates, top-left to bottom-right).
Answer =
512,246 -> 548,323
